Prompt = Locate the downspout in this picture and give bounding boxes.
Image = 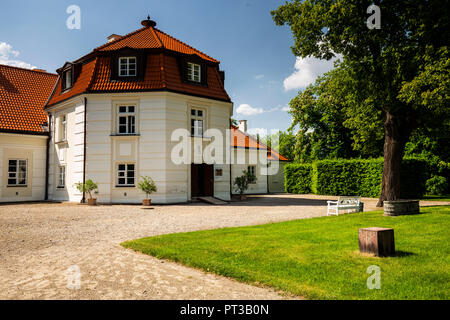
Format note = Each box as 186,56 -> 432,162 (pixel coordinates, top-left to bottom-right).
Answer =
267,152 -> 269,194
229,119 -> 233,200
81,97 -> 87,203
44,114 -> 52,200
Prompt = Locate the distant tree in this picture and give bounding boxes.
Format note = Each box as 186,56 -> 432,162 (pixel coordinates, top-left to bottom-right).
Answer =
272,0 -> 450,206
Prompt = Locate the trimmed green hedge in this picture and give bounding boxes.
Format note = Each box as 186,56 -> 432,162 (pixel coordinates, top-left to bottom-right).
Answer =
284,163 -> 312,194
285,158 -> 429,199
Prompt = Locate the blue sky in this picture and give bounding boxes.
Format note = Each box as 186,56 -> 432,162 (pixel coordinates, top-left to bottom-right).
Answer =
0,0 -> 337,134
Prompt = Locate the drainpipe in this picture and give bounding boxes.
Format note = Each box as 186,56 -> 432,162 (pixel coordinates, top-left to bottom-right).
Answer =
229,118 -> 233,200
44,114 -> 52,200
81,97 -> 87,203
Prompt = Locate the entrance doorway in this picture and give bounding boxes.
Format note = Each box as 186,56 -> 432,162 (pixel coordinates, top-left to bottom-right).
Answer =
191,164 -> 214,197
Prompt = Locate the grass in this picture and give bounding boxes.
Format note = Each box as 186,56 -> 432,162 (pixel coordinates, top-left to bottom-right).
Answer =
421,195 -> 450,202
121,206 -> 450,300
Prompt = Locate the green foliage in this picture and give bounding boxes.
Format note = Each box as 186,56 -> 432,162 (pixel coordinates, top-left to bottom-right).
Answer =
137,176 -> 157,198
74,179 -> 98,199
284,163 -> 312,193
272,0 -> 450,200
262,130 -> 295,161
426,176 -> 449,196
285,158 -> 430,198
233,170 -> 257,195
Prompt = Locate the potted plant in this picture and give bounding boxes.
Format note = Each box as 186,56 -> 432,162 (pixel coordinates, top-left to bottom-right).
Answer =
233,169 -> 256,200
137,176 -> 157,206
74,179 -> 99,205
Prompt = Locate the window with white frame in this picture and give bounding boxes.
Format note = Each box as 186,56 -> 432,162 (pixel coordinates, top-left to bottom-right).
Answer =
119,57 -> 137,77
187,62 -> 201,82
58,165 -> 66,188
60,114 -> 67,141
63,69 -> 72,90
117,106 -> 136,134
190,109 -> 204,137
8,159 -> 27,186
117,164 -> 135,186
248,165 -> 256,184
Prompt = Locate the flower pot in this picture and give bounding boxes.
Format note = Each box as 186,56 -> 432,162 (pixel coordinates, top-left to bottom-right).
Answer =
142,198 -> 151,206
87,198 -> 97,206
240,194 -> 247,201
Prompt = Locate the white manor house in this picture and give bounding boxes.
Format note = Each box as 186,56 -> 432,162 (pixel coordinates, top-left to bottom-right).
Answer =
0,17 -> 289,204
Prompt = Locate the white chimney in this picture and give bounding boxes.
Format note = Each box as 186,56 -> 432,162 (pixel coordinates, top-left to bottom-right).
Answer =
238,120 -> 247,133
107,34 -> 122,42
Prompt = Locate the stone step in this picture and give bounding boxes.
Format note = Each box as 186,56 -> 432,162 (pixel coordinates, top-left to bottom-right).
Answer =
197,196 -> 228,205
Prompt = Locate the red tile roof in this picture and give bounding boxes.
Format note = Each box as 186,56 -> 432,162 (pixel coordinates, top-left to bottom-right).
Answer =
46,23 -> 229,107
0,64 -> 57,133
95,26 -> 219,63
230,125 -> 290,161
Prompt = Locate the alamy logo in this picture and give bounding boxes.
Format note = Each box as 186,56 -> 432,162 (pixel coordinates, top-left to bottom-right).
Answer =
366,265 -> 381,289
66,5 -> 81,30
66,265 -> 81,290
366,5 -> 381,29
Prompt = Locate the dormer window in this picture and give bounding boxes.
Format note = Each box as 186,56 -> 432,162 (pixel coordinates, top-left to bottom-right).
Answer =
62,69 -> 72,91
119,57 -> 137,77
187,62 -> 201,82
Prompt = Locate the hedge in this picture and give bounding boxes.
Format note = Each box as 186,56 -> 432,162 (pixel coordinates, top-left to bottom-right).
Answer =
285,158 -> 430,199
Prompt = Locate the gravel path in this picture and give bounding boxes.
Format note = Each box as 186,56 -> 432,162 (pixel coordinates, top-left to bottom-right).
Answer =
1,194 -> 447,300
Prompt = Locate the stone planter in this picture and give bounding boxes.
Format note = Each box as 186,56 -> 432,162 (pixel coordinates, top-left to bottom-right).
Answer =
142,198 -> 151,206
87,198 -> 97,206
384,200 -> 419,216
240,194 -> 247,201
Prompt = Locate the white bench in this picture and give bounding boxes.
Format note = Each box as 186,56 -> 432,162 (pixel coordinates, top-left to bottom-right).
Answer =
327,196 -> 361,216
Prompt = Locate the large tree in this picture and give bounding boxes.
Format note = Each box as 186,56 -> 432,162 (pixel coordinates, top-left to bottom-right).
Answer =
272,0 -> 449,206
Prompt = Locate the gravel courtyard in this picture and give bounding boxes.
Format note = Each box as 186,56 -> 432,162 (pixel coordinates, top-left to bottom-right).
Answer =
1,194 -> 447,300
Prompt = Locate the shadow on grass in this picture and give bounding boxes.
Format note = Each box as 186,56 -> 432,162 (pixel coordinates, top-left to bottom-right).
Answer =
393,250 -> 415,257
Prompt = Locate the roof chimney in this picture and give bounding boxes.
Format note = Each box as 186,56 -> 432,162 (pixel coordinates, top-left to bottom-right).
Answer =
107,34 -> 122,42
141,15 -> 157,27
238,120 -> 247,133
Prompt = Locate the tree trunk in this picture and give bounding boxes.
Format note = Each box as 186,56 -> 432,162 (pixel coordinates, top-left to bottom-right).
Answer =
377,112 -> 406,207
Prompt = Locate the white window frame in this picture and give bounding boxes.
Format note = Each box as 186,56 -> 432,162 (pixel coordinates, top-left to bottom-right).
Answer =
60,114 -> 67,141
117,106 -> 136,134
117,163 -> 136,186
64,69 -> 72,89
58,165 -> 66,188
7,159 -> 27,186
187,62 -> 201,82
190,108 -> 204,137
119,57 -> 137,77
248,165 -> 256,184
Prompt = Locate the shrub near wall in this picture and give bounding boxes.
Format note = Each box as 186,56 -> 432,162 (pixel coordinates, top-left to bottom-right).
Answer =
284,163 -> 312,194
285,158 -> 429,198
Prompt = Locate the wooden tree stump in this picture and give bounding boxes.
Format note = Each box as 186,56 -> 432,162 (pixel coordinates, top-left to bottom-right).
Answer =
359,227 -> 395,257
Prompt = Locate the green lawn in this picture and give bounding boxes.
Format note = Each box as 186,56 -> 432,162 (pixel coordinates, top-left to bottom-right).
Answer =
121,206 -> 450,300
421,195 -> 450,202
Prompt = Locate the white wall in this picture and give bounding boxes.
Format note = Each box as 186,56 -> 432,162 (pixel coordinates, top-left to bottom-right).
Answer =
47,92 -> 232,203
231,148 -> 268,194
0,133 -> 47,202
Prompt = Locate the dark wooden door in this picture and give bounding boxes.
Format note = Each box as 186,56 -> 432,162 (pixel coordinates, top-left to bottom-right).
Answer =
191,164 -> 214,197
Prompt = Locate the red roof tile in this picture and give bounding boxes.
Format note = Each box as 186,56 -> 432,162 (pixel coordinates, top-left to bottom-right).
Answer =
0,64 -> 57,133
46,23 -> 230,107
230,125 -> 290,161
95,26 -> 219,63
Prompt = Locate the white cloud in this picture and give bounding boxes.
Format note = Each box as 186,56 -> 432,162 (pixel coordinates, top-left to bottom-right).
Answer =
236,104 -> 264,116
247,128 -> 267,137
0,42 -> 35,69
254,74 -> 264,80
281,106 -> 290,112
283,55 -> 340,91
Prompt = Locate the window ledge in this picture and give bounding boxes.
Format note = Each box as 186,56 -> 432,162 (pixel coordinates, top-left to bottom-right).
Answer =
115,185 -> 136,188
7,185 -> 27,188
190,136 -> 212,141
110,134 -> 140,137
